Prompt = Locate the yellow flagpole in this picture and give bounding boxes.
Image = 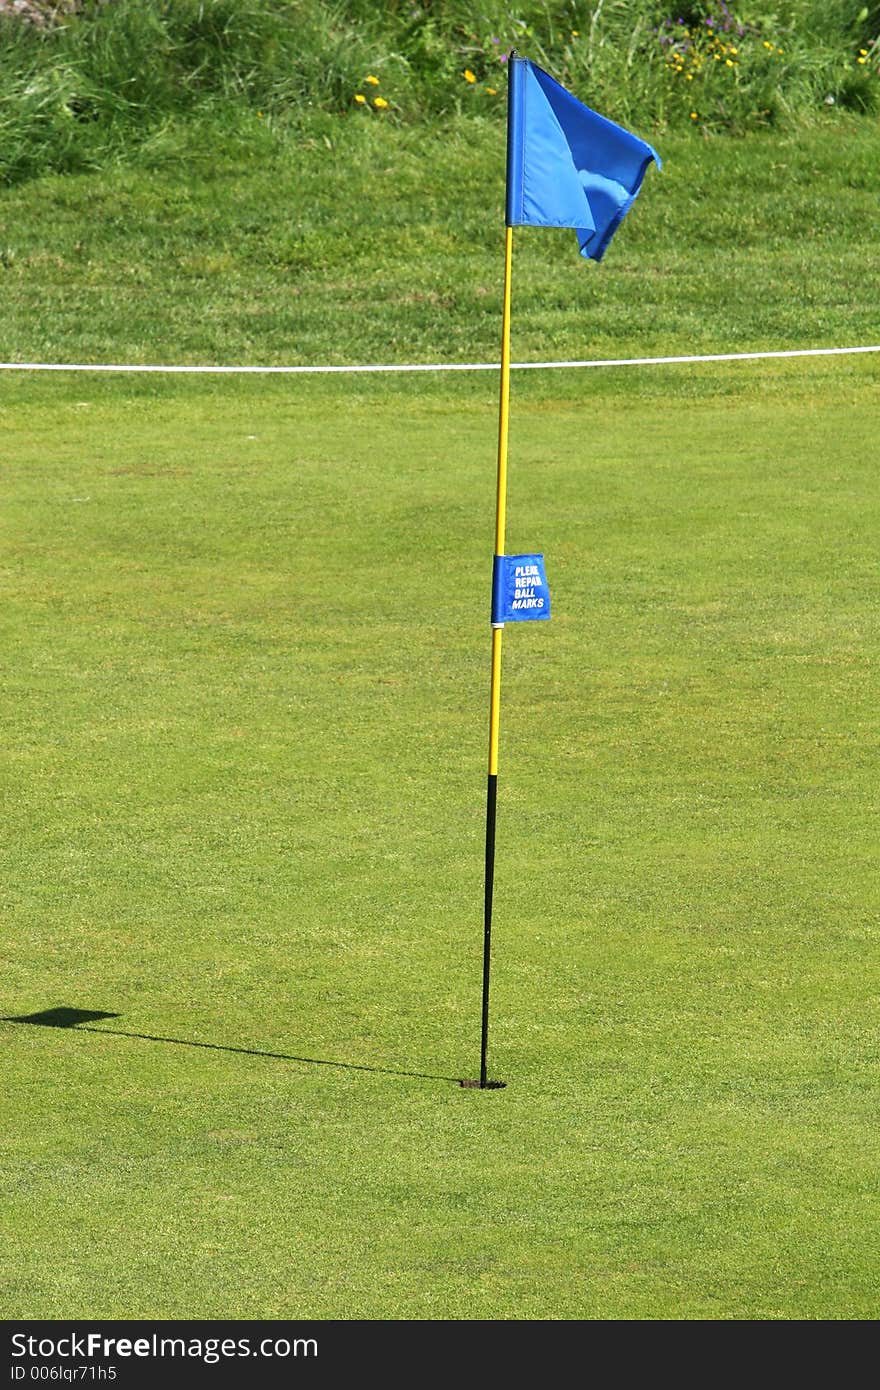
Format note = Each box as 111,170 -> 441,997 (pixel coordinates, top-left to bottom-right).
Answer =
476,223 -> 513,1090
489,223 -> 513,773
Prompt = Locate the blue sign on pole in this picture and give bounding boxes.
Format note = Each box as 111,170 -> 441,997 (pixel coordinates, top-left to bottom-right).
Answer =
491,554 -> 551,624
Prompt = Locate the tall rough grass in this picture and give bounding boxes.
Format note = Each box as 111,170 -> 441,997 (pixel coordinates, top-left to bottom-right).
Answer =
0,1 -> 877,184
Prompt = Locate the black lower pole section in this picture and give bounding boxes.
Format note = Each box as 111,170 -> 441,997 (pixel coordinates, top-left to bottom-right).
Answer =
480,772 -> 498,1088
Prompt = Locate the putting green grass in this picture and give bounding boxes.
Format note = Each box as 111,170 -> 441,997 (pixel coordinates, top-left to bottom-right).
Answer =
2,357 -> 879,1318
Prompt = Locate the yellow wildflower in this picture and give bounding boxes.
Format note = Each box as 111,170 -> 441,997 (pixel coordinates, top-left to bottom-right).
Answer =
373,96 -> 389,109
366,75 -> 380,85
858,56 -> 867,64
690,111 -> 698,120
463,69 -> 476,83
354,94 -> 366,104
725,58 -> 734,66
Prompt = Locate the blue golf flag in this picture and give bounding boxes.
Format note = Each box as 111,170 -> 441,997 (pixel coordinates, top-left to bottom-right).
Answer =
506,56 -> 661,261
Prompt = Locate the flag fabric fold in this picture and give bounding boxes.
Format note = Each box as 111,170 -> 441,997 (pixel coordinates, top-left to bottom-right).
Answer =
506,56 -> 661,261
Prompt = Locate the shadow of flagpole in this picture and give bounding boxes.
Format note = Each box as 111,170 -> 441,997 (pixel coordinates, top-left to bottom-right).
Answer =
3,1007 -> 472,1085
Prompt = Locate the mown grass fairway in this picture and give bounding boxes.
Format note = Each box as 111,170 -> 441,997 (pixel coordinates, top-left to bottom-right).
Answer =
1,120 -> 878,368
3,358 -> 878,1318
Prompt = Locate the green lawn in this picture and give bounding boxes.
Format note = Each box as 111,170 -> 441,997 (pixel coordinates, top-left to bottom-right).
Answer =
2,88 -> 878,1320
3,356 -> 879,1318
1,118 -> 878,371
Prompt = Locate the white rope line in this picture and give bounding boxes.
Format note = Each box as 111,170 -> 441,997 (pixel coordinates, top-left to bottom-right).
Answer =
0,345 -> 878,375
